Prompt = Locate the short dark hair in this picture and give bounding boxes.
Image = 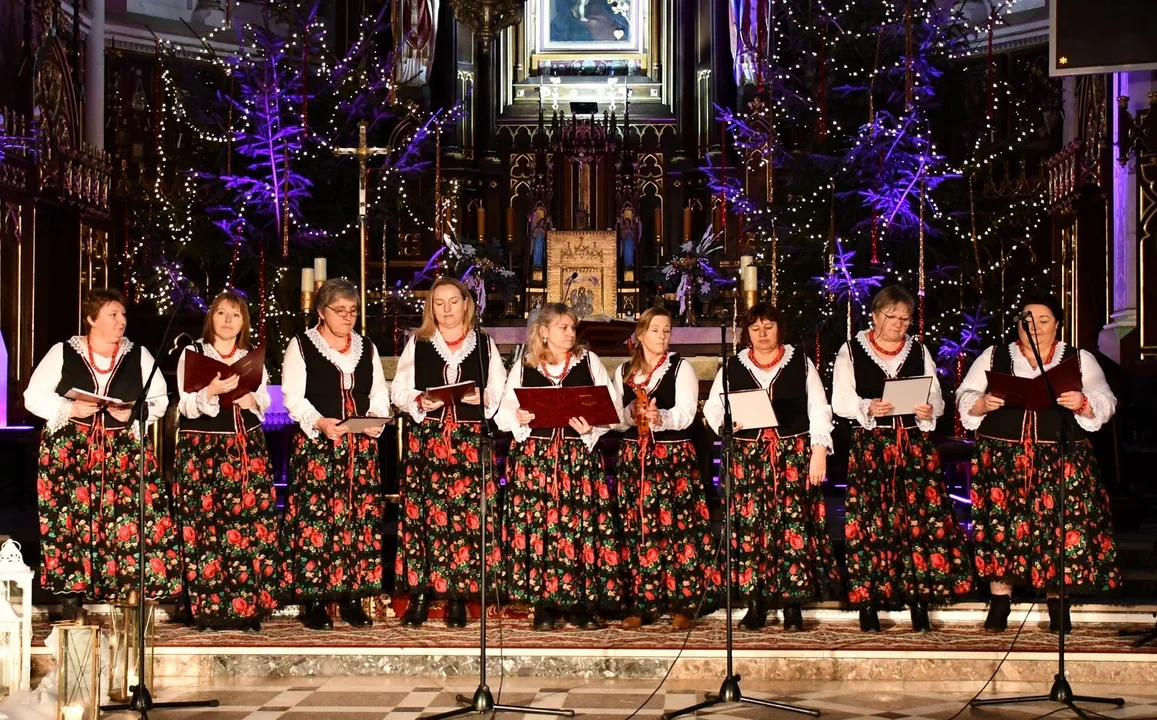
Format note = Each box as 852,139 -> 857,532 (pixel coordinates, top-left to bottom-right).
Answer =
1019,292 -> 1065,327
82,288 -> 126,329
312,278 -> 359,320
739,302 -> 788,348
870,285 -> 916,316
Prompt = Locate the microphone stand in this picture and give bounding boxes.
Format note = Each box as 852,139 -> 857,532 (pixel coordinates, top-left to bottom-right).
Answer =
103,288 -> 219,718
423,326 -> 573,720
663,324 -> 819,720
969,316 -> 1123,719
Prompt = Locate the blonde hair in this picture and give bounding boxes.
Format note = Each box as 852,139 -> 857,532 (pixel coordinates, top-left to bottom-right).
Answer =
313,278 -> 359,327
416,276 -> 477,341
623,307 -> 673,380
201,290 -> 252,349
523,302 -> 587,368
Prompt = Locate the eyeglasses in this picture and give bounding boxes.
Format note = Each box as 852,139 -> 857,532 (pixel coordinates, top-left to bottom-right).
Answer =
326,306 -> 359,319
882,313 -> 912,325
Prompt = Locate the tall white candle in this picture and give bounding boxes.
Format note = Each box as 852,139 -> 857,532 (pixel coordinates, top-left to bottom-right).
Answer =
739,255 -> 754,271
313,257 -> 327,283
301,268 -> 315,293
62,706 -> 84,720
742,266 -> 758,292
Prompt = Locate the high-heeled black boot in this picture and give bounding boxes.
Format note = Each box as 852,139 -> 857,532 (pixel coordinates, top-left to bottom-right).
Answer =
339,597 -> 373,628
302,601 -> 334,630
60,595 -> 83,622
445,596 -> 468,628
401,591 -> 430,627
859,606 -> 881,632
738,596 -> 767,631
984,594 -> 1011,633
1047,598 -> 1072,635
532,605 -> 555,631
782,604 -> 804,632
910,599 -> 932,633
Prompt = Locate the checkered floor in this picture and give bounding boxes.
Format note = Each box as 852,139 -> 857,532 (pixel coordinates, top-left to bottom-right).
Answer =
96,677 -> 1157,720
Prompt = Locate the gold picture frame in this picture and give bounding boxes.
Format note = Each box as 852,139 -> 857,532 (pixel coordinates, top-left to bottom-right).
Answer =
546,231 -> 618,318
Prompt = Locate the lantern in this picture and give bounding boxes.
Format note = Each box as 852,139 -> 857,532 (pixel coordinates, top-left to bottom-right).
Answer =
0,538 -> 33,694
108,592 -> 156,702
0,598 -> 20,698
56,620 -> 100,720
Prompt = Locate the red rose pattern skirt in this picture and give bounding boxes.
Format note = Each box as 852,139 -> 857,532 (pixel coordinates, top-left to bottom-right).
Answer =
280,431 -> 384,600
396,419 -> 500,596
970,437 -> 1120,593
844,426 -> 973,608
614,438 -> 718,617
730,433 -> 840,605
501,435 -> 623,612
174,429 -> 280,626
36,422 -> 181,600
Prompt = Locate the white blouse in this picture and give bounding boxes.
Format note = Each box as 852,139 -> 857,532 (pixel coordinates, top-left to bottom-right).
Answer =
955,342 -> 1116,433
23,337 -> 170,434
495,349 -> 622,452
612,353 -> 699,433
391,329 -> 507,423
832,331 -> 944,433
175,342 -> 272,423
702,345 -> 834,450
282,328 -> 392,439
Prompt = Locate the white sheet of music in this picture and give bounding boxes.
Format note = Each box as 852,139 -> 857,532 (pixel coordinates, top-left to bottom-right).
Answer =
721,389 -> 779,430
880,376 -> 934,416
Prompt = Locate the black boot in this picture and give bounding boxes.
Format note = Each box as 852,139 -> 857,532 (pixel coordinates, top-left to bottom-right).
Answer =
445,597 -> 468,628
60,595 -> 82,622
401,592 -> 430,628
302,601 -> 333,630
1047,598 -> 1072,635
783,604 -> 804,632
569,606 -> 603,631
859,606 -> 881,633
910,600 -> 932,633
532,605 -> 555,631
339,597 -> 373,628
738,596 -> 767,631
984,594 -> 1011,633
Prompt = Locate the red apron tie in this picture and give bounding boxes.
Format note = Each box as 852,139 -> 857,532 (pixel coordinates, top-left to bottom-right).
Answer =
1021,411 -> 1037,496
83,416 -> 111,513
761,428 -> 781,556
890,422 -> 912,504
228,405 -> 252,497
440,403 -> 460,459
635,433 -> 651,543
342,389 -> 358,505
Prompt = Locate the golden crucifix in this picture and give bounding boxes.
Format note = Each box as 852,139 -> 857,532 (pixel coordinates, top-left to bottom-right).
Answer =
334,120 -> 392,334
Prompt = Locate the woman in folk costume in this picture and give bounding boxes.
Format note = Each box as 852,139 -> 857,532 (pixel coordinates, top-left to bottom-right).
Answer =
281,278 -> 391,630
957,293 -> 1119,634
174,290 -> 278,631
611,307 -> 715,630
703,303 -> 838,632
832,285 -> 973,632
496,302 -> 624,631
391,277 -> 507,628
24,288 -> 179,618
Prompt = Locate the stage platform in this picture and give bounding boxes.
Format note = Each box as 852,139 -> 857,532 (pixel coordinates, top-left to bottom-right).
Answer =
29,603 -> 1157,686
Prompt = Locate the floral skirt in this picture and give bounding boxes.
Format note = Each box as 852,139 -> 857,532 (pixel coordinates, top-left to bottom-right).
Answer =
280,431 -> 384,601
729,433 -> 839,605
174,428 -> 279,626
36,422 -> 181,600
615,438 -> 718,616
970,437 -> 1120,593
396,419 -> 500,597
500,435 -> 622,612
844,426 -> 973,608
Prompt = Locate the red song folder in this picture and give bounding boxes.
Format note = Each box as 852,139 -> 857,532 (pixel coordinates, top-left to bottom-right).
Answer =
985,353 -> 1083,412
182,343 -> 266,407
424,381 -> 477,406
513,385 -> 621,429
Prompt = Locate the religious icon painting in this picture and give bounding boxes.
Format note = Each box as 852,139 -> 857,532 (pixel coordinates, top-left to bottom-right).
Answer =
537,0 -> 645,53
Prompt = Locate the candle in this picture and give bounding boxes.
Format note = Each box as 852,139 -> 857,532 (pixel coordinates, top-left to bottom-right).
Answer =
62,706 -> 84,720
300,268 -> 315,293
742,266 -> 758,292
313,257 -> 327,283
654,207 -> 662,242
682,205 -> 692,240
739,255 -> 754,272
477,206 -> 486,242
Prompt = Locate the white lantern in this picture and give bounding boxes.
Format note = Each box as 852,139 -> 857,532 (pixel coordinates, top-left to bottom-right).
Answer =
0,538 -> 33,694
0,597 -> 20,698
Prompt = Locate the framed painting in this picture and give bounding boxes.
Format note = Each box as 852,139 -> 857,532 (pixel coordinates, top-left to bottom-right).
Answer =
536,0 -> 645,53
546,231 -> 618,318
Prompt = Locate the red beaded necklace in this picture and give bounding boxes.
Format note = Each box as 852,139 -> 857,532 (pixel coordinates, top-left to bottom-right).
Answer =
541,351 -> 574,381
748,345 -> 785,371
443,330 -> 467,349
629,353 -> 666,391
868,330 -> 905,357
1019,340 -> 1057,367
218,342 -> 240,360
87,336 -> 115,375
323,330 -> 352,354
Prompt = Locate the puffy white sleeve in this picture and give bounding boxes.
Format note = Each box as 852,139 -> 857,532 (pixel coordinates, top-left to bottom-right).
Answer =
655,360 -> 699,432
956,346 -> 995,432
23,343 -> 73,433
1075,349 -> 1117,432
832,342 -> 875,430
138,347 -> 169,425
391,337 -> 425,423
483,337 -> 507,417
805,357 -> 835,450
919,345 -> 944,433
581,352 -> 618,451
367,342 -> 392,419
495,359 -> 530,442
702,366 -> 725,435
251,365 -> 272,422
613,363 -> 634,430
175,349 -> 220,420
282,337 -> 322,439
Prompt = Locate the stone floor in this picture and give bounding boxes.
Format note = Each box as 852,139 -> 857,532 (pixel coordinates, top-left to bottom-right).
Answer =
93,677 -> 1157,720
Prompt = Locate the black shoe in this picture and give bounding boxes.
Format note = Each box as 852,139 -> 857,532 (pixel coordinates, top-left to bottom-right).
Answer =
783,604 -> 804,632
738,597 -> 767,631
984,595 -> 1011,633
339,598 -> 373,628
245,619 -> 262,633
569,607 -> 603,631
532,605 -> 555,631
446,597 -> 468,628
910,600 -> 932,633
401,592 -> 430,628
302,601 -> 333,630
1047,598 -> 1072,635
193,618 -> 217,633
859,607 -> 881,633
60,595 -> 82,622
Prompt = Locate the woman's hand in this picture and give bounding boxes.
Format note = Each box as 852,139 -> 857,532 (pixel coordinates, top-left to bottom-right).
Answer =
1058,391 -> 1091,417
418,394 -> 445,412
233,393 -> 258,411
808,447 -> 828,487
363,415 -> 386,438
108,406 -> 133,423
315,417 -> 349,441
206,372 -> 240,399
642,398 -> 660,426
868,399 -> 894,417
913,403 -> 934,422
969,393 -> 1005,416
460,389 -> 481,406
569,416 -> 593,434
516,409 -> 536,426
731,421 -> 744,431
70,400 -> 100,419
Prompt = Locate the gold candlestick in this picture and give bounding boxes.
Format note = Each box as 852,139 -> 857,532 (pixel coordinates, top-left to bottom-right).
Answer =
744,290 -> 758,310
301,290 -> 314,314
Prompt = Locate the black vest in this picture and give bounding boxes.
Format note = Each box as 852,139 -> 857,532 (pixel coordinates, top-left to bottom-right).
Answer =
521,352 -> 596,439
298,332 -> 374,420
618,354 -> 690,442
55,340 -> 144,430
850,336 -> 926,430
978,343 -> 1088,444
411,334 -> 492,423
177,342 -> 264,434
724,349 -> 810,440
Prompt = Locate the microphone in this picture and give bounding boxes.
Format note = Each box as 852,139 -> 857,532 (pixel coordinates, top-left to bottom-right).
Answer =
1015,310 -> 1034,328
563,271 -> 580,302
